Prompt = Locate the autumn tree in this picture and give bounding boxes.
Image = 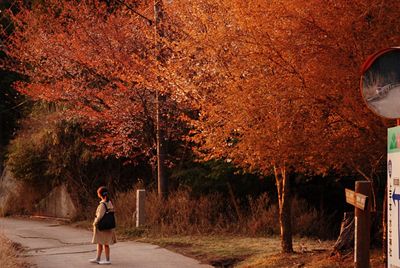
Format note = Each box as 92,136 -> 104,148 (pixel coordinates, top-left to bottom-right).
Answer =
168,0 -> 399,252
3,0 -> 191,195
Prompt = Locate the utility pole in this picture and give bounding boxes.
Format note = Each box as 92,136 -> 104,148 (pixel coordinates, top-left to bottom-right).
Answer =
154,0 -> 167,198
117,0 -> 168,198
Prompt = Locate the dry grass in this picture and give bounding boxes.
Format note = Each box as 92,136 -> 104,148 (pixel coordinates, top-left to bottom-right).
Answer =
0,233 -> 29,268
113,190 -> 137,228
145,189 -> 236,234
114,187 -> 235,234
113,188 -> 335,238
139,235 -> 335,267
240,248 -> 385,268
139,235 -> 384,268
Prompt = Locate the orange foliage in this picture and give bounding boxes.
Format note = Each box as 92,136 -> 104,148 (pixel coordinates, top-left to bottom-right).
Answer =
4,0 -> 398,253
5,0 -> 190,161
169,0 -> 399,176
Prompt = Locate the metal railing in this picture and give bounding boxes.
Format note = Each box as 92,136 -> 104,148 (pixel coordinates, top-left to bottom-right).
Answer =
366,83 -> 400,102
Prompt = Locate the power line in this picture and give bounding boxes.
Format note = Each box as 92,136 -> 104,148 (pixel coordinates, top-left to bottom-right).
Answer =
115,0 -> 153,26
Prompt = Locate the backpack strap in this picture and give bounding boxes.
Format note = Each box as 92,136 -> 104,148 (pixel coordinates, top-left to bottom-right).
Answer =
102,202 -> 109,212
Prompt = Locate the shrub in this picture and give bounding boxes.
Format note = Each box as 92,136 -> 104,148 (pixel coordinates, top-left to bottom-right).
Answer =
246,193 -> 279,236
291,197 -> 337,239
114,188 -> 337,238
114,187 -> 236,235
113,188 -> 138,228
144,188 -> 231,234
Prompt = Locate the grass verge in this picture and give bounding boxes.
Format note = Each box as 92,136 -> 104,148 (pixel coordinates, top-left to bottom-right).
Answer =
133,234 -> 384,267
136,235 -> 340,267
240,248 -> 384,268
0,233 -> 29,268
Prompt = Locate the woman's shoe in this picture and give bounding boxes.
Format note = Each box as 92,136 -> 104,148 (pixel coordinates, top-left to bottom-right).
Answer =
89,258 -> 100,264
98,260 -> 112,265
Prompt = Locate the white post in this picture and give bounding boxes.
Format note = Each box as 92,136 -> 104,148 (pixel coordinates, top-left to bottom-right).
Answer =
136,189 -> 146,227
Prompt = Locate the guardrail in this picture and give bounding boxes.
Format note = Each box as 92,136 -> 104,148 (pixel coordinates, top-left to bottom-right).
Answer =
366,83 -> 400,102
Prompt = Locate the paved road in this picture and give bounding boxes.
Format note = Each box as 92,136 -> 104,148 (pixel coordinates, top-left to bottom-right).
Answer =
368,85 -> 400,118
0,217 -> 212,268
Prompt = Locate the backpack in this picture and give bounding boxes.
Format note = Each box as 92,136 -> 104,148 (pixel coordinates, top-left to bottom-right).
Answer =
97,202 -> 116,231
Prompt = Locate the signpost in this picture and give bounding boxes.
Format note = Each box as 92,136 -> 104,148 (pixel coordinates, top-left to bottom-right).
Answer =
345,189 -> 368,211
345,182 -> 372,268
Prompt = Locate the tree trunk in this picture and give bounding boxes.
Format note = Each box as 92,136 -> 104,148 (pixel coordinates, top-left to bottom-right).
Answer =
332,212 -> 354,255
274,166 -> 293,253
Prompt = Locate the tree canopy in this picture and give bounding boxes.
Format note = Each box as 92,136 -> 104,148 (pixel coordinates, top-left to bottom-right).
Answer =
2,0 -> 399,253
4,0 -> 191,167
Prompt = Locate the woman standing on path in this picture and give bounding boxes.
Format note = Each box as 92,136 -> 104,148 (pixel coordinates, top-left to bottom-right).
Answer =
90,186 -> 117,265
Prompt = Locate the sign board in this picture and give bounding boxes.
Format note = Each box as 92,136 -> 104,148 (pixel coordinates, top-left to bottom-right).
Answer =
360,47 -> 400,119
388,126 -> 400,267
345,189 -> 368,210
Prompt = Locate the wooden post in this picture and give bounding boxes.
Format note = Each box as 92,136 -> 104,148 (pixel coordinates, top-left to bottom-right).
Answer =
354,181 -> 372,268
136,189 -> 146,227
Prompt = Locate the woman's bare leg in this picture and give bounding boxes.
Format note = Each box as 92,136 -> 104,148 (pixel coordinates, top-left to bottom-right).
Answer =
97,244 -> 103,260
104,245 -> 110,261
